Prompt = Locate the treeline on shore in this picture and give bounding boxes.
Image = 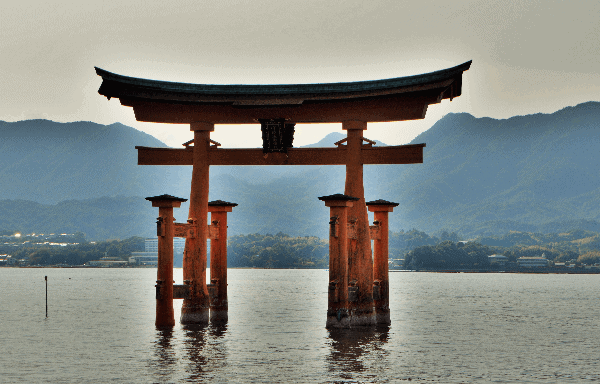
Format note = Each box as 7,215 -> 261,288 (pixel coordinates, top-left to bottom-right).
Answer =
1,232 -> 329,268
404,229 -> 600,270
2,228 -> 599,269
1,235 -> 145,266
227,232 -> 328,268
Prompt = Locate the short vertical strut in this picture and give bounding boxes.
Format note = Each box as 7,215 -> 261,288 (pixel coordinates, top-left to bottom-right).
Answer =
319,193 -> 359,328
208,200 -> 238,323
146,194 -> 187,327
367,199 -> 399,325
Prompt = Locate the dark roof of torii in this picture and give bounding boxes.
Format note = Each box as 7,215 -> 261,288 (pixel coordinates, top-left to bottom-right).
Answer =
366,199 -> 400,207
318,193 -> 361,202
95,61 -> 471,124
208,200 -> 238,207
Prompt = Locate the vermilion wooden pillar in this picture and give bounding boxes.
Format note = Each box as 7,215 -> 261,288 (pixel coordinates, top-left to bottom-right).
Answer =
181,122 -> 213,324
367,199 -> 398,325
343,121 -> 375,326
208,200 -> 237,322
319,194 -> 358,328
146,194 -> 187,327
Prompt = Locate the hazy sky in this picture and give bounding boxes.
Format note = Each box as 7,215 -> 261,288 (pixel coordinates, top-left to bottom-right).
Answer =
2,0 -> 599,148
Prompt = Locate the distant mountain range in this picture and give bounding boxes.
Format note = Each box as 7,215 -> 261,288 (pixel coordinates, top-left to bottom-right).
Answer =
1,101 -> 599,240
0,120 -> 191,203
383,101 -> 600,236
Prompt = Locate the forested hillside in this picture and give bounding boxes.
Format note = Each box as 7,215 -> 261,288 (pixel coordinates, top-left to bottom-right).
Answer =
378,101 -> 600,236
0,120 -> 191,203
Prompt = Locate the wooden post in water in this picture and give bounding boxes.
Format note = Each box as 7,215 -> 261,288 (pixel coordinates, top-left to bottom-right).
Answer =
367,199 -> 398,325
45,275 -> 48,318
181,123 -> 214,324
319,193 -> 358,328
146,194 -> 187,327
343,121 -> 375,326
208,200 -> 237,323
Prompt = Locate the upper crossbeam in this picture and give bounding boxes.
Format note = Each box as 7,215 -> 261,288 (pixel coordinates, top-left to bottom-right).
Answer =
135,144 -> 425,166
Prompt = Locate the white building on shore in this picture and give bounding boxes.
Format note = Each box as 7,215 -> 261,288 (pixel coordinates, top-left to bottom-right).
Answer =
517,255 -> 550,268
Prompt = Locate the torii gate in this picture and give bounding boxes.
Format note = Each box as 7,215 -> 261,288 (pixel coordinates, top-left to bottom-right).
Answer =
95,60 -> 471,328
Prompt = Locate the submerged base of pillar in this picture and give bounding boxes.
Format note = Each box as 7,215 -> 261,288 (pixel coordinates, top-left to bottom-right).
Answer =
155,304 -> 175,328
155,318 -> 175,328
209,309 -> 228,323
326,308 -> 376,329
326,308 -> 350,329
348,309 -> 376,327
375,310 -> 391,325
180,308 -> 209,324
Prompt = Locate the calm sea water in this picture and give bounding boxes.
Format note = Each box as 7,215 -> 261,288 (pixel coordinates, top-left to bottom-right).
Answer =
1,268 -> 599,383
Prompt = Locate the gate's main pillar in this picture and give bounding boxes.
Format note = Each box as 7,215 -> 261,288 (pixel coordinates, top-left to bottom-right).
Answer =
319,194 -> 358,328
146,194 -> 187,327
342,121 -> 375,326
367,199 -> 398,325
208,200 -> 237,323
181,122 -> 213,324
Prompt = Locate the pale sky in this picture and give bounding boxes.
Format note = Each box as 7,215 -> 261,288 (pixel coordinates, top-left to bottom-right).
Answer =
2,0 -> 599,148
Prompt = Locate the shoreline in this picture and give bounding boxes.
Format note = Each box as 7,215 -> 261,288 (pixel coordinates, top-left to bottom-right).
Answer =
3,266 -> 599,274
391,269 -> 600,274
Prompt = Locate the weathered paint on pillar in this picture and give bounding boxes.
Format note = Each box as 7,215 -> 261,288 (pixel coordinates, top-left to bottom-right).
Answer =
367,199 -> 398,325
208,200 -> 237,323
146,194 -> 187,328
181,122 -> 213,324
319,194 -> 358,328
342,121 -> 375,326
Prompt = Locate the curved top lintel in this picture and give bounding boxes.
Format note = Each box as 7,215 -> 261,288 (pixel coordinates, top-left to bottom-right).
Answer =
95,61 -> 471,97
94,61 -> 471,124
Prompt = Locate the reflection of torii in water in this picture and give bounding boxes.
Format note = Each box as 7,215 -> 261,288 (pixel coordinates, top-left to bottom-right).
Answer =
95,60 -> 471,328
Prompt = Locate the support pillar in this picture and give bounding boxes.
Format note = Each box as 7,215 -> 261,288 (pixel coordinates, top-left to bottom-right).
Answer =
319,194 -> 359,328
342,121 -> 375,326
208,200 -> 238,323
181,122 -> 214,324
146,194 -> 187,328
367,199 -> 398,325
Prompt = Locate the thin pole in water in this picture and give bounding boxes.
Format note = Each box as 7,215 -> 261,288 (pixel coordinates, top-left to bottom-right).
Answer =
45,275 -> 48,318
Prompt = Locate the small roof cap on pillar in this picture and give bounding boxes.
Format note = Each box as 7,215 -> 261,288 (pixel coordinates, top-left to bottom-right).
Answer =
145,194 -> 188,203
208,200 -> 238,207
318,193 -> 360,202
366,199 -> 399,207
208,199 -> 238,212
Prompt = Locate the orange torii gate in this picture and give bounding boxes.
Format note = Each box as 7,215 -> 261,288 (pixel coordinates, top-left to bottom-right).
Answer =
95,60 -> 471,328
